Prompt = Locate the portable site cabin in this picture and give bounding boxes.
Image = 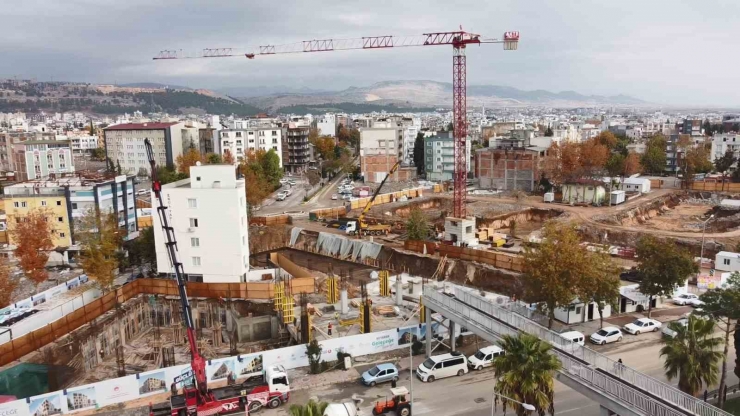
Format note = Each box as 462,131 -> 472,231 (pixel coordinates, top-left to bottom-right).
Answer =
561,180 -> 606,205
623,177 -> 651,193
610,190 -> 626,205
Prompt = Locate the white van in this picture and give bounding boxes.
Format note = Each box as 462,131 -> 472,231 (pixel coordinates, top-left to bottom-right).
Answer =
468,345 -> 505,371
416,352 -> 468,382
559,331 -> 586,346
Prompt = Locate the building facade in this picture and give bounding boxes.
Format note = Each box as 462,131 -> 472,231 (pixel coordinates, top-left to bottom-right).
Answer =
153,164 -> 249,283
284,123 -> 310,173
103,122 -> 184,176
711,133 -> 740,169
360,126 -> 403,183
69,135 -> 99,153
219,127 -> 283,166
13,140 -> 75,181
5,186 -> 72,248
316,113 -> 336,137
423,131 -> 471,182
475,147 -> 542,191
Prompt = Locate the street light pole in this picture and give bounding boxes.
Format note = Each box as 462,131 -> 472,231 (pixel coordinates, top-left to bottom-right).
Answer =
409,341 -> 414,411
491,392 -> 535,416
698,214 -> 715,285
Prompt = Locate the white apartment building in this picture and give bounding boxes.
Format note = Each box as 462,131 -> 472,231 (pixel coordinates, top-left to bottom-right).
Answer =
219,127 -> 283,167
103,122 -> 185,176
711,133 -> 740,168
401,118 -> 421,165
153,164 -> 249,283
61,135 -> 99,153
316,113 -> 336,137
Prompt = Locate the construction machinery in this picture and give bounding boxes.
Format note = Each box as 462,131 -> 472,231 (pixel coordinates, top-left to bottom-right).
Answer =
372,387 -> 411,416
345,161 -> 401,236
144,139 -> 289,415
154,29 -> 518,220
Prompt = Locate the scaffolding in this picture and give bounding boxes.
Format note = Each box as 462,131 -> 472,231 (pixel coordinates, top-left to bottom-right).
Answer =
326,276 -> 339,304
378,270 -> 391,297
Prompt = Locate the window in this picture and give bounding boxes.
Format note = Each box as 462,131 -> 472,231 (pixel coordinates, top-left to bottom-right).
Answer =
21,201 -> 27,208
189,218 -> 199,228
575,306 -> 582,315
196,176 -> 201,181
57,200 -> 61,206
191,237 -> 200,247
60,232 -> 66,238
724,258 -> 731,266
192,257 -> 201,266
243,255 -> 247,266
188,198 -> 197,208
41,200 -> 47,206
57,217 -> 63,223
13,202 -> 18,208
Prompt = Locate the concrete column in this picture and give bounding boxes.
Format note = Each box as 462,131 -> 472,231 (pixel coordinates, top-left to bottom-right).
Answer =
599,405 -> 614,416
449,321 -> 456,352
396,276 -> 403,306
425,306 -> 432,358
340,289 -> 348,315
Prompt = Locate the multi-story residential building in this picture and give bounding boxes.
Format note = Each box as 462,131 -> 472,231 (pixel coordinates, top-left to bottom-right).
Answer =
219,127 -> 282,166
153,164 -> 248,283
139,377 -> 166,394
423,131 -> 471,182
13,140 -> 74,181
5,185 -> 72,248
360,123 -> 403,183
400,117 -> 421,165
316,113 -> 336,137
0,131 -> 55,172
68,135 -> 99,153
711,133 -> 740,169
32,398 -> 61,416
198,127 -> 216,155
103,122 -> 184,176
284,123 -> 310,173
4,173 -> 139,249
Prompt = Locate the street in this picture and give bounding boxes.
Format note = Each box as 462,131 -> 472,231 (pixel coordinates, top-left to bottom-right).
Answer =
262,333 -> 738,416
260,171 -> 348,215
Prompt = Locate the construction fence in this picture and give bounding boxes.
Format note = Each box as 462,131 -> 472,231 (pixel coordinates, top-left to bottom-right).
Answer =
691,180 -> 740,192
349,187 -> 433,210
0,277 -> 315,367
404,240 -> 525,273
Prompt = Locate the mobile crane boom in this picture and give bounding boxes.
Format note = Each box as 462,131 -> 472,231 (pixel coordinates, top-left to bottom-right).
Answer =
357,160 -> 401,224
145,139 -> 209,398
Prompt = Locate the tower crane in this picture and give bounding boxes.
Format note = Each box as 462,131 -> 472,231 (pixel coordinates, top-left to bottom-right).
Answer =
153,29 -> 519,218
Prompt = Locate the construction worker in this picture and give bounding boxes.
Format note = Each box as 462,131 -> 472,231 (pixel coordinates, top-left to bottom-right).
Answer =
328,322 -> 333,336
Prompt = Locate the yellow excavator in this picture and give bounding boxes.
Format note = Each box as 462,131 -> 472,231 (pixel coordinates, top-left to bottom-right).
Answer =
345,161 -> 401,236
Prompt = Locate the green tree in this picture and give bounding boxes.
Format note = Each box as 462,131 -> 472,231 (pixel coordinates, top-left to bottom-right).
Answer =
406,208 -> 430,241
413,133 -> 425,175
306,339 -> 323,374
492,333 -> 562,416
288,399 -> 329,416
156,166 -> 187,185
523,221 -> 616,328
116,159 -> 122,175
261,149 -> 283,188
660,315 -> 722,396
641,134 -> 667,174
205,152 -> 223,164
130,226 -> 157,274
348,128 -> 360,151
698,272 -> 740,407
636,236 -> 697,317
446,122 -> 454,132
605,153 -> 626,177
544,126 -> 554,137
579,250 -> 621,329
715,149 -> 736,180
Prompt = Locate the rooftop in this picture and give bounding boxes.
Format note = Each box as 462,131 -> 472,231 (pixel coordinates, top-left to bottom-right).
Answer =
104,122 -> 178,131
22,140 -> 71,145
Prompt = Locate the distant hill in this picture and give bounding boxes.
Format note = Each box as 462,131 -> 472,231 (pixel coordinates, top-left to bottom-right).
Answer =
242,80 -> 647,110
276,102 -> 436,115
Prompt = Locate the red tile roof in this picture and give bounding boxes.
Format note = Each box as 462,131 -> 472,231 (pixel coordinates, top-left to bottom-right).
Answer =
104,122 -> 178,131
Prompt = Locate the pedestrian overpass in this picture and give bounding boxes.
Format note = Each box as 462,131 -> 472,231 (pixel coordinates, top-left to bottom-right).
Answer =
422,286 -> 730,416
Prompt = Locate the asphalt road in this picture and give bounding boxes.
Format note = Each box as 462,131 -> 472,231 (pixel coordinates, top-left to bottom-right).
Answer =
263,334 -> 738,416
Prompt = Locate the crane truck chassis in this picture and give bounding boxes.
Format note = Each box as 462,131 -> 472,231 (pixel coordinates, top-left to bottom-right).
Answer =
150,365 -> 289,416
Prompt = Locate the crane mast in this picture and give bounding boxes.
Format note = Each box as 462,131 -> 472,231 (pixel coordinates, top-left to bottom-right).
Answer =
153,29 -> 518,218
145,139 -> 209,398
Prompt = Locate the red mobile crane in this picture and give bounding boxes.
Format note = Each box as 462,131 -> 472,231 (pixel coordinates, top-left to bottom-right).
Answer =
153,29 -> 519,218
145,140 -> 290,416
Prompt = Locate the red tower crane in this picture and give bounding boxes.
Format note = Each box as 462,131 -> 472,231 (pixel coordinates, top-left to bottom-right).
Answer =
154,29 -> 519,217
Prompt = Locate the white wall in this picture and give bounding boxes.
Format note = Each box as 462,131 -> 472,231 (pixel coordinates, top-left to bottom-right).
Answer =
716,252 -> 740,272
154,165 -> 249,283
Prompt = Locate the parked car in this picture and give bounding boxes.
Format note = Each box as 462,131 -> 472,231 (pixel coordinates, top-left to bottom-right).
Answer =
361,363 -> 399,387
590,327 -> 623,345
467,345 -> 505,371
416,352 -> 468,382
672,293 -> 703,306
331,194 -> 338,200
136,189 -> 149,195
276,191 -> 288,201
623,318 -> 662,335
662,318 -> 688,338
0,308 -> 38,326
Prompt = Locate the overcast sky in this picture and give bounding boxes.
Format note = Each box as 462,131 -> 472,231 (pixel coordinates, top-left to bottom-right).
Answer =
1,0 -> 738,106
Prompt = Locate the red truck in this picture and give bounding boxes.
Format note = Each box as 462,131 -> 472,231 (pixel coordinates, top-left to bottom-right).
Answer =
150,365 -> 290,416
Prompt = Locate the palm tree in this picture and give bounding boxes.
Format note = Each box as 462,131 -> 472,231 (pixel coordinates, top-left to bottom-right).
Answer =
492,333 -> 562,416
288,399 -> 329,416
660,315 -> 723,396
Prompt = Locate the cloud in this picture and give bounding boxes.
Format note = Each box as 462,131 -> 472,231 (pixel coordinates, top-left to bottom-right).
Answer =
0,0 -> 739,106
